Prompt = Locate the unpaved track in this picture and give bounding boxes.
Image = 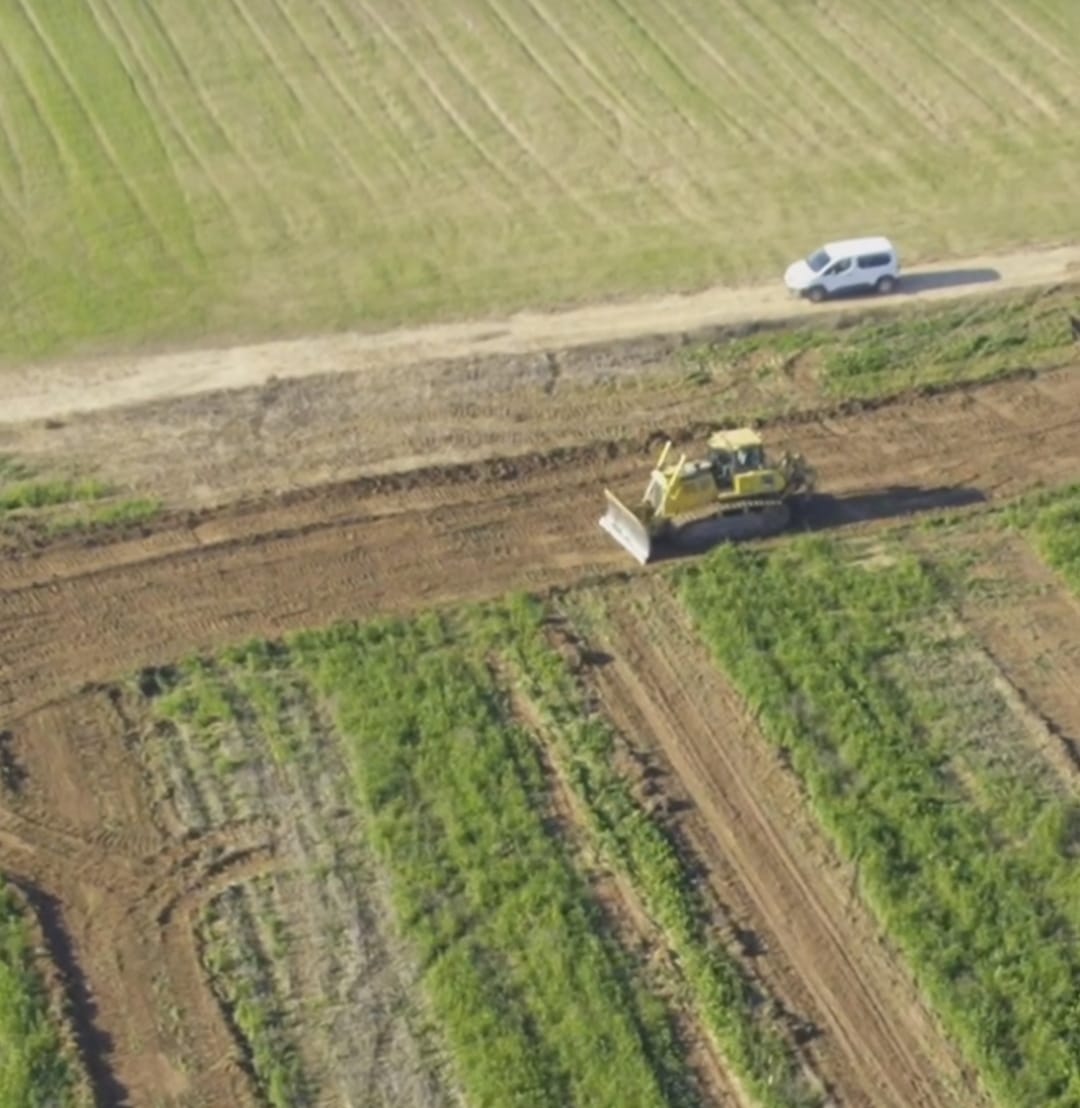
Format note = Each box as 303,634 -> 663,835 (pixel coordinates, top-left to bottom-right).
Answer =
4,366 -> 1080,726
584,579 -> 987,1108
1,686 -> 275,1107
4,243 -> 1079,424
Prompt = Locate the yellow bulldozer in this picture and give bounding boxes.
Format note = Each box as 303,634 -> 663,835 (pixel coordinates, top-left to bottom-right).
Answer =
598,427 -> 815,564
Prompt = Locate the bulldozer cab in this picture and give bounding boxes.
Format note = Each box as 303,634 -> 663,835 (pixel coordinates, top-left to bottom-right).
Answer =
707,429 -> 766,485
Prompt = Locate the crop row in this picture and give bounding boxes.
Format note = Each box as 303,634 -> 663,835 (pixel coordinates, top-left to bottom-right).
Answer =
290,608 -> 700,1108
0,879 -> 83,1106
679,535 -> 1080,1106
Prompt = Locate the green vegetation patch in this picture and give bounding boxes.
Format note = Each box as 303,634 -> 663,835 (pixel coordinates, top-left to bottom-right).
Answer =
201,884 -> 310,1108
1006,484 -> 1080,595
290,608 -> 697,1108
0,470 -> 107,514
0,454 -> 160,539
0,879 -> 83,1107
682,286 -> 1074,405
679,538 -> 1080,1107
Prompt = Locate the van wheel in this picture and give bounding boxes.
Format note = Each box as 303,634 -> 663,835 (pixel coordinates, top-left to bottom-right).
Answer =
875,275 -> 896,294
807,286 -> 826,304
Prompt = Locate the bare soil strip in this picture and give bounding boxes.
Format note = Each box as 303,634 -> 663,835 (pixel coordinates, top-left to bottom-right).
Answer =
577,579 -> 989,1108
4,366 -> 1080,727
0,686 -> 274,1107
3,243 -> 1079,425
509,679 -> 757,1108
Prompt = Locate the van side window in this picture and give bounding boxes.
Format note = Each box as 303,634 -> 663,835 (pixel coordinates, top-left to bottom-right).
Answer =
829,257 -> 852,274
857,252 -> 892,269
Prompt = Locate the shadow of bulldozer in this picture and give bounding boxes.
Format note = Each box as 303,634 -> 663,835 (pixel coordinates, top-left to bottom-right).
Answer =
645,485 -> 986,563
795,485 -> 986,532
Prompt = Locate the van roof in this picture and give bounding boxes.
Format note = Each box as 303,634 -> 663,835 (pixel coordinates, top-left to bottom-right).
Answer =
823,236 -> 894,257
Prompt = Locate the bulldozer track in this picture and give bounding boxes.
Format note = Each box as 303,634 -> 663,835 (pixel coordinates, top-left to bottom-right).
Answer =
4,364 -> 1080,720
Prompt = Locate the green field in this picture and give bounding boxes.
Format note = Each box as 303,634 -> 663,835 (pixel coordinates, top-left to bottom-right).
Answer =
129,490 -> 1080,1108
679,507 -> 1080,1107
145,606 -> 820,1108
2,0 -> 1080,361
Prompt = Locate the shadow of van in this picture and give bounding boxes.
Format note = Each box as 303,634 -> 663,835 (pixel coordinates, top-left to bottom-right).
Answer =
815,267 -> 1001,303
897,267 -> 1001,294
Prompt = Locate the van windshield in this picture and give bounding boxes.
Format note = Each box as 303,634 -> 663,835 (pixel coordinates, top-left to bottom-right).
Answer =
806,248 -> 831,273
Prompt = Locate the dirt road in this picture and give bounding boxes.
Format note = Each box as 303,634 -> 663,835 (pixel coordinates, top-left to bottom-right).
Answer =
4,242 -> 1079,425
4,364 -> 1080,728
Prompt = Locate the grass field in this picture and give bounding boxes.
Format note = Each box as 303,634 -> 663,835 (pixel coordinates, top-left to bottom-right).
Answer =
2,0 -> 1080,361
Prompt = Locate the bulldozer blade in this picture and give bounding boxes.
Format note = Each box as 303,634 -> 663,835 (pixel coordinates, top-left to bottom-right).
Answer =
599,490 -> 653,564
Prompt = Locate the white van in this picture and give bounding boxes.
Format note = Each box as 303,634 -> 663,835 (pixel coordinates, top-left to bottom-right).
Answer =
784,236 -> 900,302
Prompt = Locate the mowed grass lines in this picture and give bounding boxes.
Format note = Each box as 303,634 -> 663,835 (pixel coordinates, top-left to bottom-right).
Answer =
3,1 -> 1080,360
680,538 -> 1080,1106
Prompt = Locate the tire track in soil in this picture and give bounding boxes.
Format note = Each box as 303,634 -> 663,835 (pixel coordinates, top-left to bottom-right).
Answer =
507,677 -> 755,1108
5,366 -> 1080,725
582,578 -> 988,1108
0,685 -> 281,1107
